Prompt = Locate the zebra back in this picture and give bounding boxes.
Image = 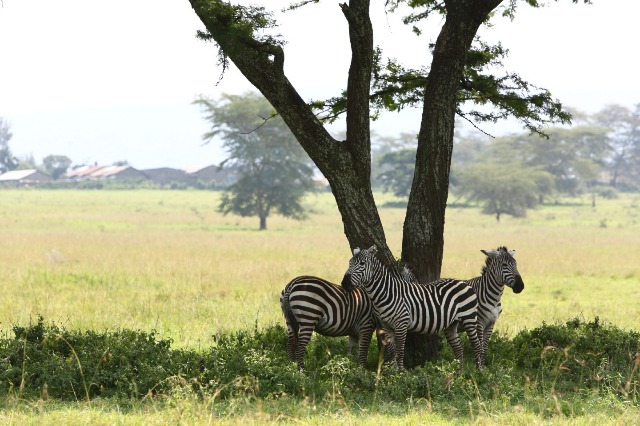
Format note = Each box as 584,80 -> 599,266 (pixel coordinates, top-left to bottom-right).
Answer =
341,247 -> 478,334
280,275 -> 377,370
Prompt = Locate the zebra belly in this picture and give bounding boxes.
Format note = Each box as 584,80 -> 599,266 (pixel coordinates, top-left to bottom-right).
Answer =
314,316 -> 359,337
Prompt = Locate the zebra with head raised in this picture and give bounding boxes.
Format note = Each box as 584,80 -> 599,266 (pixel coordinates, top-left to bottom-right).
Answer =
341,246 -> 483,372
280,275 -> 375,371
439,246 -> 524,356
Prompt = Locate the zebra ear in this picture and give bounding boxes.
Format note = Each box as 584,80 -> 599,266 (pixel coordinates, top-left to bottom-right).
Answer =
368,245 -> 378,254
508,249 -> 516,257
353,247 -> 361,256
481,249 -> 498,258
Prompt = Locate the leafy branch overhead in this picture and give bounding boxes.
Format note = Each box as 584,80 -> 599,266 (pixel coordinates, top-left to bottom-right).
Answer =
320,37 -> 571,136
192,0 -> 571,136
194,2 -> 285,83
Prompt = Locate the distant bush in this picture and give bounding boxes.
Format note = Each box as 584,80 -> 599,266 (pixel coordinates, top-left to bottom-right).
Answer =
591,185 -> 619,199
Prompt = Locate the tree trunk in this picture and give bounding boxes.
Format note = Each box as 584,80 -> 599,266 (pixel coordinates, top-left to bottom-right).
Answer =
189,0 -> 503,368
259,214 -> 267,230
187,0 -> 394,260
401,0 -> 500,368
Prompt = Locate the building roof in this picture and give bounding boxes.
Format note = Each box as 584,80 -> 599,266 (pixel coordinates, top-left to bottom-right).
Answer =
66,165 -> 104,178
0,169 -> 42,181
90,165 -> 130,177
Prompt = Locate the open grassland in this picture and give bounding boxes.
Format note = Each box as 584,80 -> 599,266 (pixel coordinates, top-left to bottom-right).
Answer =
0,189 -> 639,424
1,190 -> 638,344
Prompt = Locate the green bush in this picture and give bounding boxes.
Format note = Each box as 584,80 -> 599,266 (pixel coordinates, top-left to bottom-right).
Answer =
0,316 -> 638,412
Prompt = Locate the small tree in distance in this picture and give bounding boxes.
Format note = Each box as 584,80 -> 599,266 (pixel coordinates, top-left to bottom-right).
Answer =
194,92 -> 317,230
455,163 -> 555,221
0,117 -> 18,174
42,155 -> 72,180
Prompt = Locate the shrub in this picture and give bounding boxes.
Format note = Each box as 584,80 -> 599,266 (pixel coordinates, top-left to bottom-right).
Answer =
0,316 -> 637,409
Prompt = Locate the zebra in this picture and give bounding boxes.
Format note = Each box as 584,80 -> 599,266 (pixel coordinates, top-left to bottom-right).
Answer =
280,275 -> 376,370
341,246 -> 483,372
434,246 -> 524,357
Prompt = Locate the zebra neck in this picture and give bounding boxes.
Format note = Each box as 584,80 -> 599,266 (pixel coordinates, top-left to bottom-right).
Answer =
472,274 -> 505,299
363,264 -> 402,302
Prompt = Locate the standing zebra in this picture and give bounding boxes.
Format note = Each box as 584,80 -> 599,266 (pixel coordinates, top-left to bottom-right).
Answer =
434,246 -> 524,356
341,246 -> 483,371
280,275 -> 375,370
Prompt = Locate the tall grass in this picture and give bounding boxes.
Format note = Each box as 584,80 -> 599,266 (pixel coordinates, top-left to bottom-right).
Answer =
0,189 -> 639,347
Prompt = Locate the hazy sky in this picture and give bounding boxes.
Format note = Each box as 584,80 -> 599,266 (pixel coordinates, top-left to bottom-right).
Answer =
1,0 -> 638,170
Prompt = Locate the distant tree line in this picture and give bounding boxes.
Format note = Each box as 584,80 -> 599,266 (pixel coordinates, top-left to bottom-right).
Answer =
3,101 -> 639,226
375,104 -> 640,220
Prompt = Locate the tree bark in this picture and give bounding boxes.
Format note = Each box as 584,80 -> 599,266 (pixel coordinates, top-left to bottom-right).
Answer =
401,0 -> 502,367
188,0 -> 393,260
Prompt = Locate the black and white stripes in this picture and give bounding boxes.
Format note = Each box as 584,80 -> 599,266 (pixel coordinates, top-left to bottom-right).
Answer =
341,246 -> 484,371
280,275 -> 375,370
458,247 -> 524,355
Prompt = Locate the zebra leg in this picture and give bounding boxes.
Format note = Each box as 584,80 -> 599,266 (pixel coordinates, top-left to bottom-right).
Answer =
294,326 -> 314,371
347,335 -> 358,357
444,323 -> 465,374
357,328 -> 374,367
476,322 -> 486,360
481,321 -> 496,358
286,325 -> 297,362
462,319 -> 484,371
394,327 -> 408,369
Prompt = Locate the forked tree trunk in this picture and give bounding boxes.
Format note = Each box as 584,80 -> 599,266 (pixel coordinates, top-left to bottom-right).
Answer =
189,0 -> 503,368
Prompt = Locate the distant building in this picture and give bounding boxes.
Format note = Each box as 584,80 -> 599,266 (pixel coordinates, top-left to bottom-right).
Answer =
142,167 -> 196,186
66,165 -> 146,181
185,164 -> 237,186
0,169 -> 52,186
89,165 -> 146,180
65,165 -> 104,180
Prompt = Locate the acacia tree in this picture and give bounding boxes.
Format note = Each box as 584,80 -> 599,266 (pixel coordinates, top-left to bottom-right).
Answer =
194,92 -> 316,230
456,163 -> 555,221
188,0 -> 578,365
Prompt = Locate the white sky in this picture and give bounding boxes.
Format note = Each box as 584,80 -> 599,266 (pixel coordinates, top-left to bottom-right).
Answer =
0,0 -> 638,170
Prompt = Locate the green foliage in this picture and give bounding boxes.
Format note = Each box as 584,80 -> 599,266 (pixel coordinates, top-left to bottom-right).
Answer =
194,92 -> 317,230
193,1 -> 283,81
2,315 -> 638,418
511,317 -> 640,398
455,162 -> 555,220
300,1 -> 572,135
41,155 -> 72,180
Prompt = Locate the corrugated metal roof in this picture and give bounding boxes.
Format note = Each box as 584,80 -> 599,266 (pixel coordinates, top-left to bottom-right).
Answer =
0,169 -> 39,181
91,165 -> 129,177
66,165 -> 104,177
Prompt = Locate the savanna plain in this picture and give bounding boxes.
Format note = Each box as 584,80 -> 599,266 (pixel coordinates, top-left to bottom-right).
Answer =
0,189 -> 639,425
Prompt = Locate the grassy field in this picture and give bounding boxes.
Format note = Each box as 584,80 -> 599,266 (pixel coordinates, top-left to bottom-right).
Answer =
0,189 -> 639,424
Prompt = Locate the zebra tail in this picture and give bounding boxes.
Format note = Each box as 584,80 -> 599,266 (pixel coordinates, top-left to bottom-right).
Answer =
281,289 -> 299,345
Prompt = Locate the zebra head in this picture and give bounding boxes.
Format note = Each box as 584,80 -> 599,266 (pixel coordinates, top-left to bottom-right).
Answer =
341,245 -> 378,292
480,247 -> 524,294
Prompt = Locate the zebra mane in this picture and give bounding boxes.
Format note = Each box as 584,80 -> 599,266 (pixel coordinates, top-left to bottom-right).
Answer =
401,265 -> 419,284
481,246 -> 510,276
365,249 -> 413,282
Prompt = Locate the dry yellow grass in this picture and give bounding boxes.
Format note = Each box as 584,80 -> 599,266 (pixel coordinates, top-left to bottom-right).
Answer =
0,189 -> 638,349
